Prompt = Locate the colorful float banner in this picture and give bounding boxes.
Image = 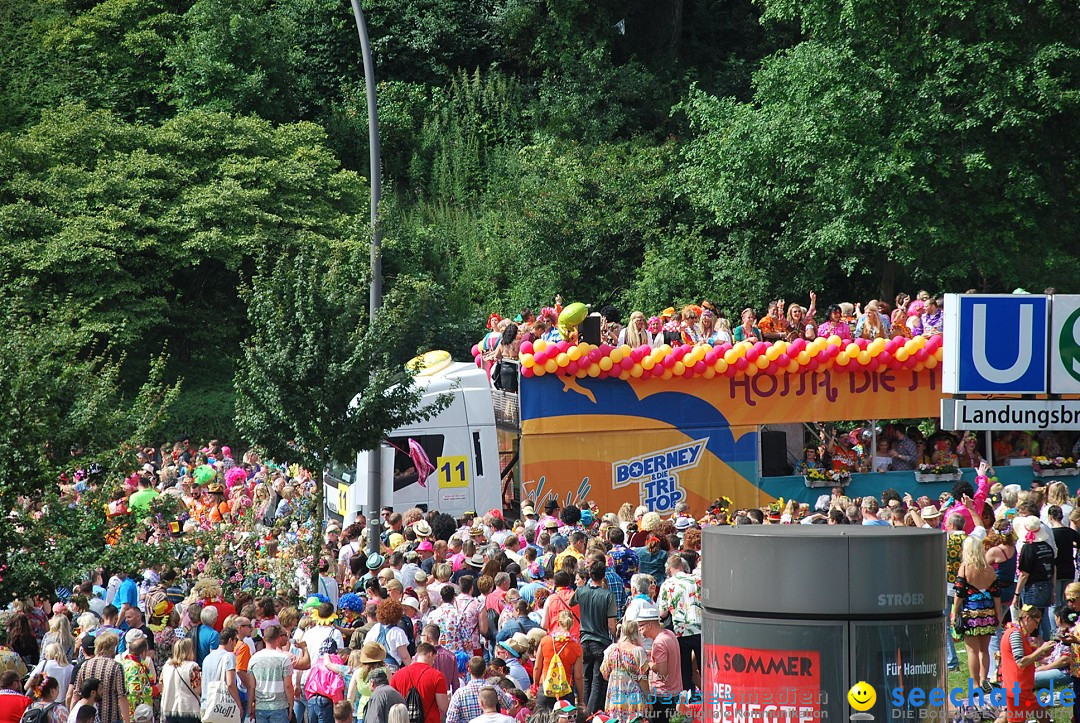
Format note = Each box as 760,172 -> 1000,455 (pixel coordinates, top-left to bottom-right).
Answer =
518,369 -> 941,510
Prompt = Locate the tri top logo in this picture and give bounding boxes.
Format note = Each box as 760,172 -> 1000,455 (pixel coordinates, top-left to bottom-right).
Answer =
943,294 -> 1080,395
612,439 -> 706,512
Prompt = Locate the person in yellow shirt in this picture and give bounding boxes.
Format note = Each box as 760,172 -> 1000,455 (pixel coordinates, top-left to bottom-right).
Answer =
554,531 -> 586,571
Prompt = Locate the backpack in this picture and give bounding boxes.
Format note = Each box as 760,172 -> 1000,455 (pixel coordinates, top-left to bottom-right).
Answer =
542,639 -> 573,699
305,654 -> 346,702
21,703 -> 58,723
481,606 -> 499,642
404,668 -> 427,723
376,624 -> 400,668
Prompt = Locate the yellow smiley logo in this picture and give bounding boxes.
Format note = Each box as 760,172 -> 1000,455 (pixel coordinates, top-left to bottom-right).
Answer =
848,681 -> 876,712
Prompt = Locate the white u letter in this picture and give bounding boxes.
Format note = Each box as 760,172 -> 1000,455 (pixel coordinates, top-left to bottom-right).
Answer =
972,303 -> 1033,384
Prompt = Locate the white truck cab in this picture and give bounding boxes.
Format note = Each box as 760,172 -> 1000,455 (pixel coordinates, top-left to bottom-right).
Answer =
326,361 -> 507,525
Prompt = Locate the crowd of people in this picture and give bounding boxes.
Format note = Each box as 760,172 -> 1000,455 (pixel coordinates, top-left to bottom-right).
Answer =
3,420 -> 1080,723
483,290 -> 947,380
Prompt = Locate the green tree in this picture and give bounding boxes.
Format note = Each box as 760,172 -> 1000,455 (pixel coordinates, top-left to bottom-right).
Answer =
681,0 -> 1080,300
234,246 -> 445,588
0,298 -> 181,600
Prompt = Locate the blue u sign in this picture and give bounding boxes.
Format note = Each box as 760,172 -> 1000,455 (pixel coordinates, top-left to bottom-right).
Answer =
957,295 -> 1048,393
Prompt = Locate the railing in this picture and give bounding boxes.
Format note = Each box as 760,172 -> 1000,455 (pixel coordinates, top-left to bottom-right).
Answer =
492,388 -> 520,430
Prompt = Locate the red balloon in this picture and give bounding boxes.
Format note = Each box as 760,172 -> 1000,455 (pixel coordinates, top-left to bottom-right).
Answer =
652,366 -> 666,379
716,343 -> 733,355
817,350 -> 830,364
673,345 -> 688,360
534,351 -> 548,364
807,359 -> 819,372
599,344 -> 613,356
556,340 -> 569,353
855,338 -> 869,350
735,357 -> 749,371
776,353 -> 790,367
925,336 -> 941,352
789,338 -> 806,353
620,357 -> 634,371
915,348 -> 929,362
520,341 -> 534,355
630,347 -> 645,362
662,354 -> 676,369
521,366 -> 534,378
565,361 -> 579,375
766,362 -> 779,375
878,352 -> 892,367
588,349 -> 603,363
827,344 -> 841,357
683,368 -> 696,379
704,351 -> 719,365
694,361 -> 707,374
904,356 -> 919,369
723,365 -> 737,377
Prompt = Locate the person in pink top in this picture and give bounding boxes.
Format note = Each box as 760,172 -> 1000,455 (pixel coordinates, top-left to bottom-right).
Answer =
816,305 -> 852,340
637,605 -> 682,723
939,461 -> 992,534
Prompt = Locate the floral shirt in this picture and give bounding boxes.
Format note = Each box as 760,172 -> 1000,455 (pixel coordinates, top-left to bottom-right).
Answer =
154,627 -> 177,670
922,311 -> 943,336
946,532 -> 966,588
758,315 -> 790,339
121,654 -> 154,708
657,571 -> 702,636
0,646 -> 27,677
28,701 -> 69,723
608,544 -> 639,585
453,595 -> 483,652
428,603 -> 468,654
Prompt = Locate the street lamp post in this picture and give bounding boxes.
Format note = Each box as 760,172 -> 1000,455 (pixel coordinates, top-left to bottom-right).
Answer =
347,0 -> 384,554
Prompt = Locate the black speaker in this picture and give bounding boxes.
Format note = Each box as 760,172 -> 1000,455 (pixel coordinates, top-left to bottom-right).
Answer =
760,430 -> 790,477
580,313 -> 601,345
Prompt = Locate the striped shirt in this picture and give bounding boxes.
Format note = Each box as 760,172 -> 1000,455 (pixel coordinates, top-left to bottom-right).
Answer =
74,657 -> 126,723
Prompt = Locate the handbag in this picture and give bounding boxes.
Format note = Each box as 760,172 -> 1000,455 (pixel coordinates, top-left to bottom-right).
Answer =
200,657 -> 241,723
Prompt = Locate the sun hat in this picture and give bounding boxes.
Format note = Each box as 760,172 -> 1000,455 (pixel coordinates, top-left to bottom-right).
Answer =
521,505 -> 536,517
814,495 -> 831,513
526,627 -> 547,644
1020,516 -> 1051,544
636,604 -> 661,622
125,628 -> 147,644
417,540 -> 434,552
466,553 -> 485,568
674,516 -> 692,531
388,533 -> 405,550
365,553 -> 385,570
413,571 -> 429,586
413,520 -> 432,538
359,641 -> 386,664
401,596 -> 420,612
920,505 -> 942,521
499,633 -> 529,658
545,519 -> 560,530
469,524 -> 486,538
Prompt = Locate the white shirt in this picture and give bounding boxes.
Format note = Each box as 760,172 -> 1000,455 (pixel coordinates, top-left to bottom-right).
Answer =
469,714 -> 516,723
201,648 -> 237,705
364,624 -> 408,667
298,626 -> 343,684
317,576 -> 340,607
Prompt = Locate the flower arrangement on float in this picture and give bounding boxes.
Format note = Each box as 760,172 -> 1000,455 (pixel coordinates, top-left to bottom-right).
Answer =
915,463 -> 962,483
803,467 -> 851,488
1033,456 -> 1079,477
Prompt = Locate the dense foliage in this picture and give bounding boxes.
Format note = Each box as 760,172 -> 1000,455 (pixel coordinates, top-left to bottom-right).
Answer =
0,0 -> 1076,434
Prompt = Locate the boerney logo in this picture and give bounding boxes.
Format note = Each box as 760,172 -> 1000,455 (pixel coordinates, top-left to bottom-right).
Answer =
612,439 -> 706,512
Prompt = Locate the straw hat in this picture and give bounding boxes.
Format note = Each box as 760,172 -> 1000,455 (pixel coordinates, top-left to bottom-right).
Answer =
359,641 -> 386,664
413,520 -> 432,538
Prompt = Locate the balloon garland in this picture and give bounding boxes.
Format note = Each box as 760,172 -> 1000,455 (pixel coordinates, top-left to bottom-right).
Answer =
470,334 -> 943,380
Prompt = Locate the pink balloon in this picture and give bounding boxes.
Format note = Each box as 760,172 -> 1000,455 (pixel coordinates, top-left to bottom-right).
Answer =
565,361 -> 579,375
807,359 -> 819,372
904,357 -> 919,369
694,361 -> 707,374
631,347 -> 645,362
672,345 -> 688,360
471,344 -> 480,357
715,343 -> 733,355
662,355 -> 676,369
521,366 -> 534,378
533,351 -> 548,364
735,357 -> 749,371
915,348 -> 929,362
724,365 -> 737,377
620,357 -> 634,371
828,344 -> 841,357
588,349 -> 603,363
651,366 -> 665,379
925,336 -> 941,352
519,341 -> 533,355
704,351 -> 718,365
789,338 -> 806,353
599,344 -> 613,356
556,340 -> 569,353
776,353 -> 790,367
878,352 -> 892,367
766,362 -> 778,375
855,338 -> 869,350
817,350 -> 830,364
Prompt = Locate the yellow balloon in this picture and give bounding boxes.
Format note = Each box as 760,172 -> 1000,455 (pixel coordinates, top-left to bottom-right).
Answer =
533,364 -> 545,376
913,336 -> 927,349
733,343 -> 748,358
857,350 -> 871,365
544,359 -> 558,373
846,343 -> 860,357
576,368 -> 588,378
895,347 -> 909,362
618,370 -> 632,380
836,352 -> 851,366
745,364 -> 758,377
661,368 -> 673,380
556,353 -> 570,366
641,356 -> 656,371
520,353 -> 534,368
765,345 -> 781,361
787,360 -> 800,374
610,347 -> 624,364
827,335 -> 842,347
599,356 -> 614,372
703,367 -> 716,379
619,345 -> 633,358
925,356 -> 939,369
631,364 -> 644,378
797,351 -> 811,365
755,355 -> 770,369
587,364 -> 601,377
723,349 -> 738,365
659,344 -> 672,356
533,339 -> 547,353
672,361 -> 686,376
714,359 -> 728,373
934,347 -> 943,361
567,346 -> 582,362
